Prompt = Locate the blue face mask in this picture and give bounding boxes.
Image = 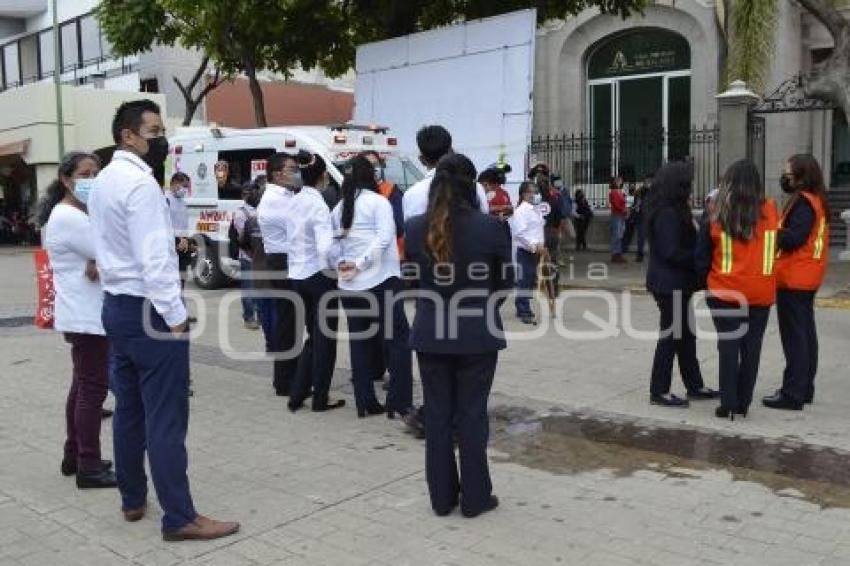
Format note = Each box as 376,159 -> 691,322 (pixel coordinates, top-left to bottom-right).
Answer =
74,178 -> 95,205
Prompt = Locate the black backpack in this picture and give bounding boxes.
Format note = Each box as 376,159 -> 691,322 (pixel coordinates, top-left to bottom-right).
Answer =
227,219 -> 240,260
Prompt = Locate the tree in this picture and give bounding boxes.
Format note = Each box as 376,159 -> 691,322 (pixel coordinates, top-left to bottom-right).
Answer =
99,0 -> 648,127
798,0 -> 850,120
97,0 -> 225,126
718,0 -> 850,120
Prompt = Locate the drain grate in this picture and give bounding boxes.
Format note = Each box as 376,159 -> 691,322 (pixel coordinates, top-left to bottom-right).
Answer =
0,316 -> 33,328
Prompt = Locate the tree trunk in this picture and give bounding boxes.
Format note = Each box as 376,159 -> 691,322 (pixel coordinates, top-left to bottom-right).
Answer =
798,0 -> 850,119
244,59 -> 267,127
173,56 -> 223,126
182,100 -> 200,127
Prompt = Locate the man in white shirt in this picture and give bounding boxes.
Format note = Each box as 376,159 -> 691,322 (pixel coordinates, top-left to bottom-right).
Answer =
256,155 -> 300,396
402,125 -> 489,222
88,99 -> 238,542
259,152 -> 343,412
165,172 -> 192,291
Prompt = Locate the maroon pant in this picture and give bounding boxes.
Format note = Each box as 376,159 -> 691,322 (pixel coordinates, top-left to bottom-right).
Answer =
63,333 -> 109,472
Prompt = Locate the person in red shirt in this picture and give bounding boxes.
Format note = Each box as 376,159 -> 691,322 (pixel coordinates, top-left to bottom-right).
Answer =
609,176 -> 628,263
478,166 -> 513,219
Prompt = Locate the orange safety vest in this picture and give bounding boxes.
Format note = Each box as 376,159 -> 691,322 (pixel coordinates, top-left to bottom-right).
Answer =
775,191 -> 828,291
708,200 -> 779,307
377,180 -> 405,259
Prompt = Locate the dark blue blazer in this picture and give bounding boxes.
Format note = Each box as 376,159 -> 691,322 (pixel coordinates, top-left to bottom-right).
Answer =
645,205 -> 699,295
404,208 -> 513,354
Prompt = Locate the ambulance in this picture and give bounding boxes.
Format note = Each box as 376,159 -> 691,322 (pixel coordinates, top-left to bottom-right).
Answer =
166,124 -> 423,289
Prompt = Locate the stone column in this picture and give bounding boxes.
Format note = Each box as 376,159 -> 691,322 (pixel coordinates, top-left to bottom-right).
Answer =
716,80 -> 760,175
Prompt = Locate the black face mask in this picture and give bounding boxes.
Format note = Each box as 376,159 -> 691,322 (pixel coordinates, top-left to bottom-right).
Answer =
780,174 -> 795,194
143,136 -> 169,169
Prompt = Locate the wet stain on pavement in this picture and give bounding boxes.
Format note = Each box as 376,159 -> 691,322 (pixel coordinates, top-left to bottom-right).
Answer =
490,406 -> 850,509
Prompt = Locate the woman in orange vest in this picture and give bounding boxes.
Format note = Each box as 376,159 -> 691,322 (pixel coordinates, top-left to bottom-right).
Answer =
762,155 -> 829,411
696,159 -> 779,420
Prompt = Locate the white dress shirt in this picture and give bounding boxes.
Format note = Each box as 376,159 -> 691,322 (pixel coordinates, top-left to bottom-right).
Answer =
164,192 -> 189,237
44,203 -> 105,335
402,169 -> 489,221
257,183 -> 293,255
511,201 -> 545,252
259,186 -> 332,280
87,150 -> 187,327
330,190 -> 400,291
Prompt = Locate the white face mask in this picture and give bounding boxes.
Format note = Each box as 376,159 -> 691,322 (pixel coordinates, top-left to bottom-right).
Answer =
173,185 -> 188,198
74,178 -> 95,205
531,193 -> 543,206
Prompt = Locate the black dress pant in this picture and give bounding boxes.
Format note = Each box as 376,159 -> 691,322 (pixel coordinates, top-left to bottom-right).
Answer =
268,254 -> 298,395
777,289 -> 818,403
575,217 -> 589,250
417,351 -> 497,515
708,298 -> 771,411
650,292 -> 705,396
290,272 -> 339,408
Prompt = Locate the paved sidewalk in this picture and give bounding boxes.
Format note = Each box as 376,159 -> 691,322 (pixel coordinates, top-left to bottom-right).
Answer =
3,250 -> 850,565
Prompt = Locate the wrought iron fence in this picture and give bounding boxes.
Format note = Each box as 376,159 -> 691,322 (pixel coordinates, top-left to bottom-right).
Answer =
529,127 -> 719,209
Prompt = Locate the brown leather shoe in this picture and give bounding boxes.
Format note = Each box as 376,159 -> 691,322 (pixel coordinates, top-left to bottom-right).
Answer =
162,515 -> 240,542
123,505 -> 146,522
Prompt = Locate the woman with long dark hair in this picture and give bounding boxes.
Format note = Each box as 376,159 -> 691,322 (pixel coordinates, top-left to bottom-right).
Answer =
644,162 -> 715,408
38,152 -> 117,488
696,159 -> 779,419
332,155 -> 413,418
763,155 -> 830,411
404,153 -> 512,518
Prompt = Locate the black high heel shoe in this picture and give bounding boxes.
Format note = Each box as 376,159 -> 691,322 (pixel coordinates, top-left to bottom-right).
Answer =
357,402 -> 385,418
386,406 -> 413,420
735,406 -> 749,418
715,406 -> 735,420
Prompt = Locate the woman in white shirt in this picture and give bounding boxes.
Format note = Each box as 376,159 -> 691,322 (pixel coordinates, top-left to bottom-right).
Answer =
37,152 -> 117,489
511,181 -> 546,324
331,155 -> 413,418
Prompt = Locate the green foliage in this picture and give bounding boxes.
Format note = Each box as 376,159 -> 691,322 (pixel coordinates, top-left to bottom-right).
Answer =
98,0 -> 647,79
724,0 -> 779,93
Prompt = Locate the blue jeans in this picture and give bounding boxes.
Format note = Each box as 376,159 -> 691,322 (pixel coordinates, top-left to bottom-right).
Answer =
514,248 -> 538,318
101,293 -> 197,533
240,258 -> 257,323
610,215 -> 625,255
256,296 -> 277,353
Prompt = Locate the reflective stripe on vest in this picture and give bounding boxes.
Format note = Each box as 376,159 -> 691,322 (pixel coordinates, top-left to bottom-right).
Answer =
763,230 -> 776,275
720,232 -> 733,274
813,217 -> 826,260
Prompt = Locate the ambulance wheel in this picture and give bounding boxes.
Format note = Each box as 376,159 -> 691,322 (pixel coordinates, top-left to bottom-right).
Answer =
193,242 -> 227,290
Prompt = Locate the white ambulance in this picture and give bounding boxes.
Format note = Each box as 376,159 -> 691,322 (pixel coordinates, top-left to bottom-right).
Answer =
166,124 -> 423,289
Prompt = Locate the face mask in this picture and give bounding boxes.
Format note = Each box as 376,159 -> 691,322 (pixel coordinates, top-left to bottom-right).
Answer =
531,193 -> 543,206
374,167 -> 384,183
173,186 -> 188,198
142,135 -> 169,169
780,174 -> 795,194
284,171 -> 303,192
73,178 -> 95,205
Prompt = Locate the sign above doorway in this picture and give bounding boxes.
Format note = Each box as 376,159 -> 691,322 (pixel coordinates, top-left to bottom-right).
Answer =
588,29 -> 690,79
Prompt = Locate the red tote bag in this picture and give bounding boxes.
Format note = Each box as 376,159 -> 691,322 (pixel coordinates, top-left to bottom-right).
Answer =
34,248 -> 55,329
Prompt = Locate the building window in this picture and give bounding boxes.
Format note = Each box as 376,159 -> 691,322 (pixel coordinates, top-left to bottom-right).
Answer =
3,43 -> 20,88
19,35 -> 38,84
61,21 -> 79,72
586,28 -> 692,182
140,78 -> 159,92
39,31 -> 54,77
832,110 -> 850,187
80,15 -> 101,65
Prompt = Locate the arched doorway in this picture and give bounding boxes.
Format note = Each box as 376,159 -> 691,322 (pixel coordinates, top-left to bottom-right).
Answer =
586,28 -> 691,182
